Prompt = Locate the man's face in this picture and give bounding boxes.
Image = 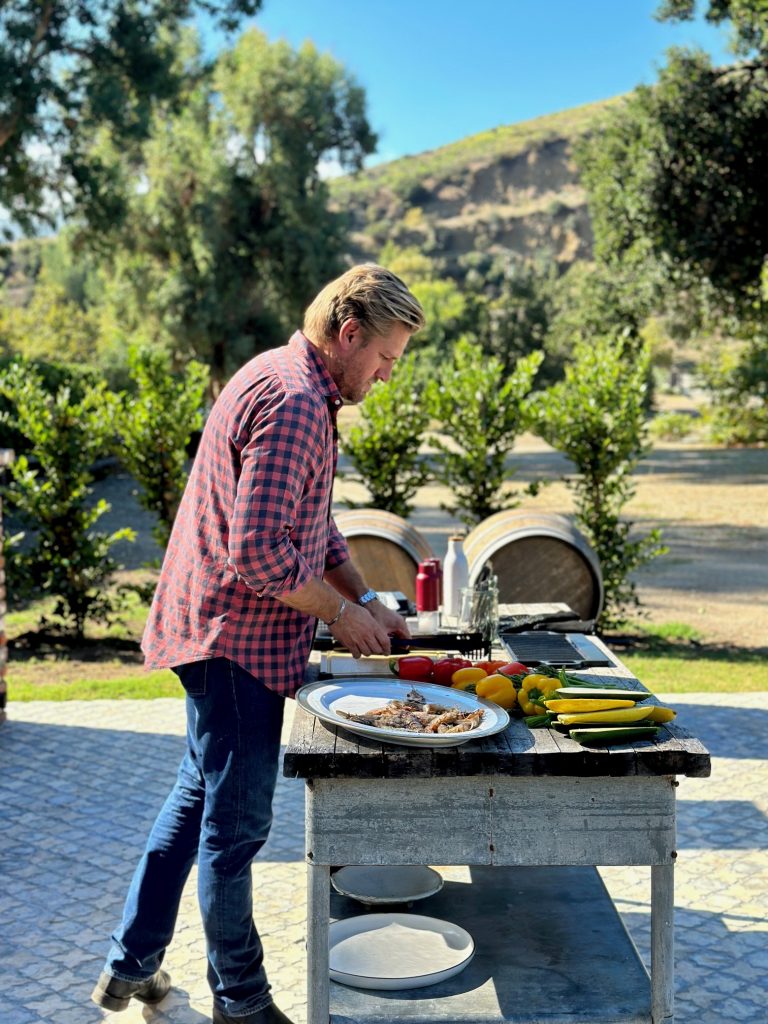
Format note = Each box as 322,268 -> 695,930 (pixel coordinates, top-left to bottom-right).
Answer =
333,322 -> 411,404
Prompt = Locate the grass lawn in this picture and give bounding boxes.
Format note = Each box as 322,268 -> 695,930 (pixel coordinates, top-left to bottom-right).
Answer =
5,584 -> 182,701
606,620 -> 768,693
8,669 -> 180,701
619,651 -> 768,693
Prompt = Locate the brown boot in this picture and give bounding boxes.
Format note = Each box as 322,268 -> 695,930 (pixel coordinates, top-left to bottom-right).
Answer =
91,968 -> 171,1011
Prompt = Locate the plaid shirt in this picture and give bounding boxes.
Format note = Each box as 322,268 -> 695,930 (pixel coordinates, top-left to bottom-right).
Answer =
142,331 -> 349,696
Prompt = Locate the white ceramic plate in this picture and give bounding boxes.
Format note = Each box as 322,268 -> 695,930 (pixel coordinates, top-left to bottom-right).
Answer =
331,865 -> 443,906
295,677 -> 509,747
329,913 -> 474,990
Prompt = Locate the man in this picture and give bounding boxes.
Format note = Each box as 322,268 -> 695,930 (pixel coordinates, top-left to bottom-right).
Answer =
91,264 -> 425,1023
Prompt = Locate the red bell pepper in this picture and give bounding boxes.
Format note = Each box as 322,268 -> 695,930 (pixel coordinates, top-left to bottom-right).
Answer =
498,661 -> 530,678
389,655 -> 434,681
473,659 -> 509,675
431,656 -> 472,686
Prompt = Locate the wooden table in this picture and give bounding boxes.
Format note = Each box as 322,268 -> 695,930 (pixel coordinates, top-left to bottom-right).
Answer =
284,642 -> 710,1024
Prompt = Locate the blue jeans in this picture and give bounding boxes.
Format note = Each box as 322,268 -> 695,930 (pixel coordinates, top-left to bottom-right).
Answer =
103,657 -> 286,1017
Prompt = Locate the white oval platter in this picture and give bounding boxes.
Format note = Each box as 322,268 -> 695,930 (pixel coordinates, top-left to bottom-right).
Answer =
295,676 -> 509,747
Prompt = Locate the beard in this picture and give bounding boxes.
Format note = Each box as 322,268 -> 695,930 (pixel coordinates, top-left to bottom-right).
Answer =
334,362 -> 373,404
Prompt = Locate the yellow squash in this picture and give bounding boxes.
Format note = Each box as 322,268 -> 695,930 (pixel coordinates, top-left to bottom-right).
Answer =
643,706 -> 677,723
544,698 -> 636,713
557,706 -> 655,726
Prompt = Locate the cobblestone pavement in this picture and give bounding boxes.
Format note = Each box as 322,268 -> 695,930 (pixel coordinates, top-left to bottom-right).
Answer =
1,692 -> 766,1024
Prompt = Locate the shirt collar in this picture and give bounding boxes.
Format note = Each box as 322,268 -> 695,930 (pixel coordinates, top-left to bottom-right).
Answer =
289,330 -> 343,412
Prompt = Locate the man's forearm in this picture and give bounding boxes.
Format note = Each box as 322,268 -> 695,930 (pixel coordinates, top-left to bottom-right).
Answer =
324,559 -> 373,604
276,575 -> 345,624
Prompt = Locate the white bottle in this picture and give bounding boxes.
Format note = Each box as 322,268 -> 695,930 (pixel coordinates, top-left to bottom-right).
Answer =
443,534 -> 469,620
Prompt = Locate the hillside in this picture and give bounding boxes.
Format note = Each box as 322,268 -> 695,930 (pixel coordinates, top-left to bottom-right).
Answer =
331,95 -> 627,275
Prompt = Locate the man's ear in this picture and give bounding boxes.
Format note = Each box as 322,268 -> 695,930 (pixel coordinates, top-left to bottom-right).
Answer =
338,318 -> 360,348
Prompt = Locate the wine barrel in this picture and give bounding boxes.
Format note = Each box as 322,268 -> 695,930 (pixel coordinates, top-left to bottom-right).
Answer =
463,511 -> 603,621
334,510 -> 434,602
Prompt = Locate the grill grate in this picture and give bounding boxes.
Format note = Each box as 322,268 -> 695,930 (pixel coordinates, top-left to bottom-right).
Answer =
499,631 -> 611,667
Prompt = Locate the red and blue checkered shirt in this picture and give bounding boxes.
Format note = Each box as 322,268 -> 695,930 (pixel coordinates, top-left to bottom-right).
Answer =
142,331 -> 350,696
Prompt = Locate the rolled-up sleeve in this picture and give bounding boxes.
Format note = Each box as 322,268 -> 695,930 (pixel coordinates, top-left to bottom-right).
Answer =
227,389 -> 324,596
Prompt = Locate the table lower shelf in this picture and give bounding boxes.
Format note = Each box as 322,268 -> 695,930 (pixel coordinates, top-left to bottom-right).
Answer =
328,865 -> 651,1024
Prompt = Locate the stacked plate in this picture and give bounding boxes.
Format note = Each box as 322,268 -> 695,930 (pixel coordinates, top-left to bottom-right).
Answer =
329,913 -> 475,990
331,865 -> 443,906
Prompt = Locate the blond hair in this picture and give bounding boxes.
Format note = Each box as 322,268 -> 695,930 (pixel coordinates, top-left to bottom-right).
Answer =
303,263 -> 425,344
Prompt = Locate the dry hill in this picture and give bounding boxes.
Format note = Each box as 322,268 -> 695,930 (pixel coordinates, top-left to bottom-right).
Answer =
331,95 -> 627,275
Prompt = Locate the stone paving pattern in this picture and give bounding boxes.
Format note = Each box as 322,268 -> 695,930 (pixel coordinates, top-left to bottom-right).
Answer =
1,691 -> 766,1024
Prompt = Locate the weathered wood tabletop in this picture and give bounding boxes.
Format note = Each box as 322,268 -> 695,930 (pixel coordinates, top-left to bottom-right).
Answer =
283,651 -> 711,782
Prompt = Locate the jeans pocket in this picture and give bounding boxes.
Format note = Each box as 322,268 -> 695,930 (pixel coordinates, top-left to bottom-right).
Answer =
173,659 -> 208,697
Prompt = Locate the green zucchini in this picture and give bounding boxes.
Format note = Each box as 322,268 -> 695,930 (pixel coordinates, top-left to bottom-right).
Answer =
569,725 -> 660,745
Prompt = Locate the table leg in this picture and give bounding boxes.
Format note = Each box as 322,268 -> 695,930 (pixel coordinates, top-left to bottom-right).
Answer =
307,859 -> 330,1024
651,862 -> 675,1023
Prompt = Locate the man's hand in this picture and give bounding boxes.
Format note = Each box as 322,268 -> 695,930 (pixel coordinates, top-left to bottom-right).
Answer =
365,599 -> 411,640
330,601 -> 392,659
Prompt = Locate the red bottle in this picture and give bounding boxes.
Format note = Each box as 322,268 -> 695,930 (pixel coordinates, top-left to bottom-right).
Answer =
415,560 -> 439,612
426,558 -> 443,606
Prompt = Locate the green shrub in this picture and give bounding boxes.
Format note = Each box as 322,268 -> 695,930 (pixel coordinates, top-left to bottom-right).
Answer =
649,410 -> 698,441
533,334 -> 667,629
425,337 -> 543,525
115,346 -> 208,548
0,360 -> 134,638
0,357 -> 102,456
339,354 -> 431,518
700,337 -> 768,445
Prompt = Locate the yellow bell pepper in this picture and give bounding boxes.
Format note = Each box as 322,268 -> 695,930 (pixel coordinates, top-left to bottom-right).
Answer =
474,674 -> 518,710
518,673 -> 560,715
451,666 -> 488,690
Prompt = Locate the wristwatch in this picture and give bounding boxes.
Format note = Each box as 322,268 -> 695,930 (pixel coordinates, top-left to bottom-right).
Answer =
357,589 -> 378,606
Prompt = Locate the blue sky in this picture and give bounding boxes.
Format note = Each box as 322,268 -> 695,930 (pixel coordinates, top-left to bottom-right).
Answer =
201,0 -> 734,166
